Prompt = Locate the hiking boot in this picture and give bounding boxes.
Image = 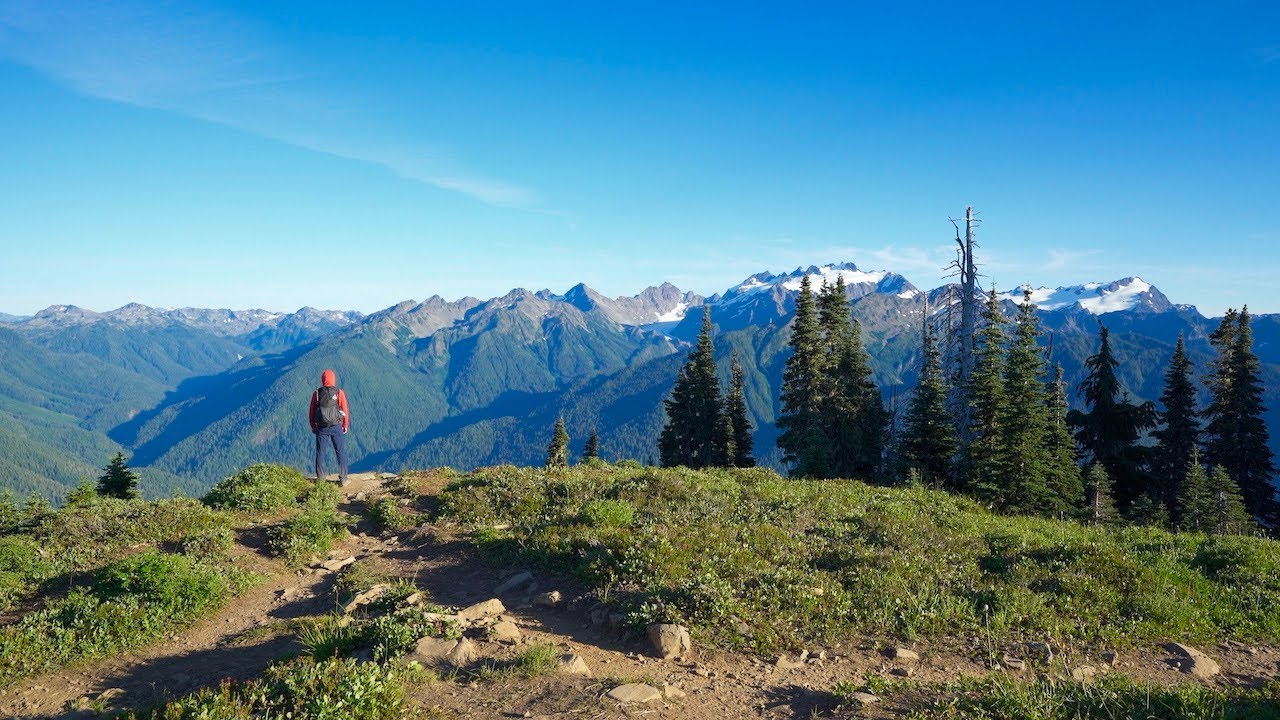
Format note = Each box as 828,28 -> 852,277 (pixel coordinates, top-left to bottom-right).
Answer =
339,476 -> 350,487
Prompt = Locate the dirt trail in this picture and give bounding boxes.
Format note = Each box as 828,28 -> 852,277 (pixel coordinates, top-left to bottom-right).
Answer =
4,472 -> 1278,719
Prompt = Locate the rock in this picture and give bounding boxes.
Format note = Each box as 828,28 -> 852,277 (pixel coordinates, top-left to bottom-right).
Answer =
890,667 -> 914,677
557,653 -> 592,676
533,590 -> 562,607
317,556 -> 356,573
775,654 -> 806,670
1071,665 -> 1098,682
888,647 -> 920,662
379,472 -> 399,479
494,571 -> 534,595
1101,650 -> 1119,667
647,623 -> 693,659
848,692 -> 879,706
412,636 -> 458,661
607,683 -> 664,704
661,682 -> 687,699
589,606 -> 609,626
1025,641 -> 1054,663
401,591 -> 425,607
490,620 -> 522,643
1002,654 -> 1026,671
448,638 -> 479,665
1166,642 -> 1221,678
458,598 -> 506,622
342,583 -> 390,614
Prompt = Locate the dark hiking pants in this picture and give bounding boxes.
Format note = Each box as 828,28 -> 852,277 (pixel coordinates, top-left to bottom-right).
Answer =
315,426 -> 348,481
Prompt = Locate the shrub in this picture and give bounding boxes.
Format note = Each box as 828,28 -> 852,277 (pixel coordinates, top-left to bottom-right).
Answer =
579,499 -> 636,528
267,482 -> 346,565
366,496 -> 412,533
203,464 -> 310,513
180,526 -> 234,560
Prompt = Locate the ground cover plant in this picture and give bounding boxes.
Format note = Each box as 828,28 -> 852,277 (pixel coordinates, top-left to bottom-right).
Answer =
437,463 -> 1280,654
850,673 -> 1280,720
202,463 -> 310,514
266,480 -> 347,565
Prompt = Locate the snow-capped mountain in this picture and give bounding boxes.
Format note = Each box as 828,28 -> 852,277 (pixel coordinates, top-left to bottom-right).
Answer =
1000,277 -> 1174,315
16,303 -> 362,336
563,282 -> 705,327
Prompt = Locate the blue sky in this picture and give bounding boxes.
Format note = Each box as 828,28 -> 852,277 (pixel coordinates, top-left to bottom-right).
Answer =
1,1 -> 1278,315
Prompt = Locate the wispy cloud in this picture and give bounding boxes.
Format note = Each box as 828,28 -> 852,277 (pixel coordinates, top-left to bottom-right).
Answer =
1255,46 -> 1280,64
0,0 -> 541,209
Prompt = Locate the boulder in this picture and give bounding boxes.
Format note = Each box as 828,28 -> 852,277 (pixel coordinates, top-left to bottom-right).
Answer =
458,598 -> 506,622
447,637 -> 479,665
1166,642 -> 1220,678
412,636 -> 457,661
557,653 -> 592,676
647,623 -> 693,659
490,620 -> 522,643
607,683 -> 664,704
494,571 -> 534,595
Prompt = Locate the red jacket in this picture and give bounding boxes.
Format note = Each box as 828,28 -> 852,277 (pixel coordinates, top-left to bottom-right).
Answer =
309,368 -> 350,432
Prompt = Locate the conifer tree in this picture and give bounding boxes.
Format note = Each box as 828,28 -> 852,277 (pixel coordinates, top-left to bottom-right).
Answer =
1152,335 -> 1199,519
899,319 -> 956,487
997,290 -> 1055,514
1206,465 -> 1257,536
846,319 -> 889,478
964,288 -> 1009,501
546,417 -> 569,469
1083,463 -> 1118,525
659,306 -> 723,468
817,277 -> 887,479
1068,324 -> 1156,509
1204,308 -> 1278,524
777,275 -> 828,476
724,351 -> 755,467
582,428 -> 600,462
1176,459 -> 1212,533
1127,493 -> 1170,528
1043,363 -> 1083,515
98,452 -> 140,500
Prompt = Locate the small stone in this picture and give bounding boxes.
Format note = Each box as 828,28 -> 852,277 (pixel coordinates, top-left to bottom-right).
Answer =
447,638 -> 479,665
533,590 -> 562,607
458,598 -> 506,622
402,592 -> 425,607
890,667 -> 914,677
317,556 -> 356,573
494,571 -> 534,595
1071,665 -> 1098,682
1101,650 -> 1119,667
490,620 -> 522,643
411,636 -> 457,661
97,688 -> 126,702
1002,654 -> 1026,671
647,623 -> 693,659
557,653 -> 592,676
775,654 -> 806,670
342,583 -> 390,614
848,692 -> 879,706
1166,642 -> 1221,678
888,647 -> 920,662
1025,641 -> 1054,663
607,683 -> 664,704
661,682 -> 687,699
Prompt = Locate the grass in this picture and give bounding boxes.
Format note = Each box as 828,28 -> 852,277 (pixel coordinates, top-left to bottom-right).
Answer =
116,656 -> 431,720
861,673 -> 1280,719
437,463 -> 1280,654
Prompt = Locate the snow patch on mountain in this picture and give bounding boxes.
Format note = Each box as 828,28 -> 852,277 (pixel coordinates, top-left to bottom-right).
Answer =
1002,277 -> 1173,315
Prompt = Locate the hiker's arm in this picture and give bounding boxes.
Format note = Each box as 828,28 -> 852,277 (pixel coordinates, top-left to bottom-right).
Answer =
308,391 -> 318,432
339,390 -> 350,432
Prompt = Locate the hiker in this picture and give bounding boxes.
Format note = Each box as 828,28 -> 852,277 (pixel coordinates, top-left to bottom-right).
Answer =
309,368 -> 350,485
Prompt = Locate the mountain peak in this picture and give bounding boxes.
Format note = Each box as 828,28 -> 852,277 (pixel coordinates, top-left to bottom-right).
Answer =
1003,277 -> 1173,315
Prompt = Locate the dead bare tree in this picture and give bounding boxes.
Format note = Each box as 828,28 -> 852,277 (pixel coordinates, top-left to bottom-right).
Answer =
945,206 -> 981,442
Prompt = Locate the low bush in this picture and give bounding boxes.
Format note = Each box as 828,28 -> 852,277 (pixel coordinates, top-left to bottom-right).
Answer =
267,482 -> 346,565
120,656 -> 428,720
366,496 -> 412,533
202,464 -> 310,513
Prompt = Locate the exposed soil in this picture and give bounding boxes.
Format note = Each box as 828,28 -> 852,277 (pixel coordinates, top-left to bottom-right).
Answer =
3,472 -> 1278,719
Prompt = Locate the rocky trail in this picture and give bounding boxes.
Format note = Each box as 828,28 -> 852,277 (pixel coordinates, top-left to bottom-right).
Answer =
2,473 -> 1278,719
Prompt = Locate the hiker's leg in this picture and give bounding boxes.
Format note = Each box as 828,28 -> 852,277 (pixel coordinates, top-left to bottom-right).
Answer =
314,432 -> 325,480
333,430 -> 348,482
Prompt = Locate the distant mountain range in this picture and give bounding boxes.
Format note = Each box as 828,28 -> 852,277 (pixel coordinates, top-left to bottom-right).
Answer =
2,264 -> 1277,500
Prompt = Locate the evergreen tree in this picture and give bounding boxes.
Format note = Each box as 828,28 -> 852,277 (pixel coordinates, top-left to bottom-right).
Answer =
898,319 -> 956,487
1204,308 -> 1279,524
724,351 -> 756,467
997,290 -> 1055,514
582,428 -> 600,462
715,408 -> 737,468
819,278 -> 887,479
1176,459 -> 1212,533
1083,463 -> 1118,525
777,275 -> 828,476
97,452 -> 140,500
1206,465 -> 1257,536
546,417 -> 570,469
659,306 -> 724,468
1043,363 -> 1084,515
1127,492 -> 1170,528
1068,324 -> 1156,509
964,288 -> 1009,501
1152,335 -> 1200,520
